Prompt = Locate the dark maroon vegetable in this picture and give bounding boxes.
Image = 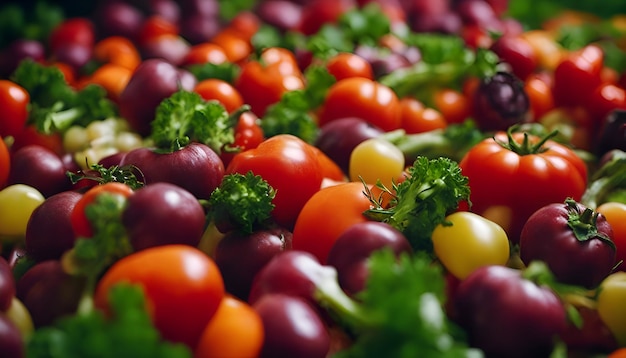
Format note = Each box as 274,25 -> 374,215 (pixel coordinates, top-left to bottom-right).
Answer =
454,265 -> 568,358
94,1 -> 145,40
489,34 -> 538,81
0,257 -> 15,312
119,142 -> 224,200
8,145 -> 72,198
24,190 -> 82,262
0,312 -> 23,358
255,0 -> 303,32
248,250 -> 332,306
16,260 -> 86,328
214,227 -> 293,300
594,109 -> 626,157
121,182 -> 206,251
140,34 -> 190,66
314,117 -> 384,175
519,198 -> 616,289
326,221 -> 412,296
179,14 -> 221,45
118,58 -> 197,136
253,293 -> 330,358
0,39 -> 45,78
560,305 -> 619,355
51,42 -> 93,72
472,71 -> 530,132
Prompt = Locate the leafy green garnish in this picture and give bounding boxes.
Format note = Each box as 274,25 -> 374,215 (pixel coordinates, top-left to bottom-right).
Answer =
68,192 -> 133,282
315,249 -> 479,358
26,283 -> 192,358
150,90 -> 248,154
217,0 -> 256,21
185,62 -> 240,84
11,59 -> 117,134
261,64 -> 336,143
364,156 -> 471,253
581,150 -> 626,209
507,0 -> 626,29
380,34 -> 500,98
67,163 -> 145,190
207,172 -> 276,234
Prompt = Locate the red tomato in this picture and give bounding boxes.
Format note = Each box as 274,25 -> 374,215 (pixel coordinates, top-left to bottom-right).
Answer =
588,83 -> 626,123
226,134 -> 323,229
292,182 -> 372,264
553,44 -> 604,108
326,52 -> 374,81
219,111 -> 264,167
137,15 -> 179,45
235,47 -> 305,117
459,130 -> 588,244
194,79 -> 244,113
0,138 -> 9,189
318,77 -> 402,132
298,0 -> 356,35
95,245 -> 225,349
0,80 -> 29,138
432,88 -> 471,125
49,17 -> 95,52
70,182 -> 135,238
596,202 -> 626,272
400,97 -> 447,134
11,125 -> 64,157
524,73 -> 555,120
182,43 -> 228,66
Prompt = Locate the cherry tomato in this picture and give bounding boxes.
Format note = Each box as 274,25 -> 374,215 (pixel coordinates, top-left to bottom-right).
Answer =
70,182 -> 134,239
87,63 -> 133,102
0,81 -> 29,138
0,138 -> 9,190
596,272 -> 626,347
596,202 -> 626,272
553,44 -> 604,108
137,15 -> 179,45
524,73 -> 555,120
400,97 -> 447,134
194,295 -> 264,358
11,125 -> 65,157
235,47 -> 305,117
326,52 -> 374,81
432,88 -> 471,125
432,211 -> 510,280
49,17 -> 96,53
182,43 -> 228,66
194,79 -> 244,113
349,138 -> 405,189
0,184 -> 45,239
211,29 -> 253,64
459,130 -> 588,244
226,134 -> 323,229
588,83 -> 626,124
318,77 -> 402,132
292,182 -> 372,264
95,245 -> 225,349
93,36 -> 141,71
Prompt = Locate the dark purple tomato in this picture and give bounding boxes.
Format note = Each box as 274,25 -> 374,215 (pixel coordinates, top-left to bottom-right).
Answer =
140,35 -> 190,67
490,34 -> 538,81
118,58 -> 197,136
519,200 -> 616,289
455,0 -> 502,32
454,265 -> 567,358
179,13 -> 221,45
248,250 -> 330,306
253,293 -> 330,358
178,0 -> 218,17
119,142 -> 224,200
314,117 -> 384,175
122,182 -> 206,251
214,227 -> 293,300
0,312 -> 23,358
326,221 -> 412,296
16,260 -> 86,328
24,190 -> 82,262
255,1 -> 303,32
95,1 -> 145,40
52,42 -> 93,72
560,305 -> 618,355
472,71 -> 530,132
8,145 -> 72,198
0,39 -> 45,78
408,11 -> 462,34
149,0 -> 181,23
0,257 -> 15,312
594,109 -> 626,157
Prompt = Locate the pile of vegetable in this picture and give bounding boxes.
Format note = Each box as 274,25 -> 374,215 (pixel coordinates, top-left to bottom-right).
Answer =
0,0 -> 626,357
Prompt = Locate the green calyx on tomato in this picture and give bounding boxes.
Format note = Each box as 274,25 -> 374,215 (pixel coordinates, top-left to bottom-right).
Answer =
494,125 -> 559,155
564,198 -> 615,249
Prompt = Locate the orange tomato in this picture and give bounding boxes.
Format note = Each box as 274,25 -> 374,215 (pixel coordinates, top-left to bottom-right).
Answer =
326,52 -> 374,81
400,97 -> 447,134
95,245 -> 225,350
226,11 -> 261,42
292,182 -> 372,263
137,15 -> 179,45
524,73 -> 555,120
183,43 -> 229,66
609,348 -> 626,358
194,295 -> 264,358
93,36 -> 141,71
433,88 -> 471,125
88,63 -> 133,101
212,29 -> 253,64
194,79 -> 244,113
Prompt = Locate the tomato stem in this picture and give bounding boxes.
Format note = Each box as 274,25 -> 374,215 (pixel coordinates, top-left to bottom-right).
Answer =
565,198 -> 615,250
495,125 -> 559,155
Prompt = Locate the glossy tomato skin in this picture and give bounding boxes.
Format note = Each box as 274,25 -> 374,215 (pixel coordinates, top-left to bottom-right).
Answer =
519,200 -> 616,289
552,44 -> 604,109
226,134 -> 323,230
318,77 -> 402,132
0,80 -> 29,138
95,245 -> 225,350
454,265 -> 568,358
459,131 -> 588,244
